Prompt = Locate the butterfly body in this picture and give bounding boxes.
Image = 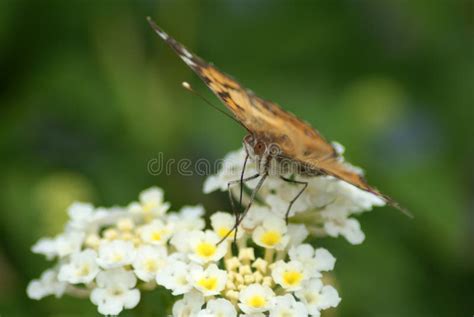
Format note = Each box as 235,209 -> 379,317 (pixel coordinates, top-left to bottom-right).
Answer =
243,134 -> 281,176
147,18 -> 410,216
243,134 -> 324,178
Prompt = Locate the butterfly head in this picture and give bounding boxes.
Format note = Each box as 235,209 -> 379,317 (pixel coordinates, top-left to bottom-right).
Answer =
243,134 -> 264,158
244,134 -> 281,173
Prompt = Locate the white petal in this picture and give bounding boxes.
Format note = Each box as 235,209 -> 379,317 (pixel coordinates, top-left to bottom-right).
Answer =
140,186 -> 164,204
123,289 -> 141,309
287,224 -> 309,247
90,288 -> 106,305
319,285 -> 341,309
341,218 -> 365,245
203,175 -> 225,193
314,248 -> 336,271
97,296 -> 123,316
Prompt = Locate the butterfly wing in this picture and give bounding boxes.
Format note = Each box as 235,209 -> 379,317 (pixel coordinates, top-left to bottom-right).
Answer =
147,18 -> 335,156
148,18 -> 409,215
148,18 -> 253,129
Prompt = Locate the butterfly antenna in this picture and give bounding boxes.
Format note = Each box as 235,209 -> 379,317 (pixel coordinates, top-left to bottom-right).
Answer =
182,82 -> 245,127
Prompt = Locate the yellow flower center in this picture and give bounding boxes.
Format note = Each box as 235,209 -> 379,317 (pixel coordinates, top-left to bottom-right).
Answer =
196,242 -> 216,258
151,231 -> 162,241
143,202 -> 156,213
217,227 -> 232,238
103,229 -> 118,240
280,311 -> 293,317
261,231 -> 281,246
112,253 -> 124,262
177,275 -> 188,286
78,265 -> 90,276
282,271 -> 303,286
197,277 -> 218,291
304,292 -> 319,305
117,218 -> 134,231
111,287 -> 124,296
144,259 -> 157,272
248,295 -> 266,308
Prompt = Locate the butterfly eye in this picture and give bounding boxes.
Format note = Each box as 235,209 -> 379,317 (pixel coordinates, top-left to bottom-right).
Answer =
254,142 -> 266,155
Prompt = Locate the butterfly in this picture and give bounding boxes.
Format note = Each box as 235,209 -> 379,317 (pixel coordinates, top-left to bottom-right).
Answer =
147,17 -> 411,227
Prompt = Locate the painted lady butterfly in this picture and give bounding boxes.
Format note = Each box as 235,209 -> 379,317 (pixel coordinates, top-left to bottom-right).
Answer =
147,17 -> 410,225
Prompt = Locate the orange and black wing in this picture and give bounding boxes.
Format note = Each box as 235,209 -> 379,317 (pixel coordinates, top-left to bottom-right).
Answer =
148,18 -> 409,215
148,18 -> 254,130
147,18 -> 335,158
306,156 -> 409,214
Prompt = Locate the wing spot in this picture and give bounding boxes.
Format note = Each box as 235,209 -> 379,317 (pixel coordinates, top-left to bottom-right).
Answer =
218,91 -> 231,100
222,83 -> 238,89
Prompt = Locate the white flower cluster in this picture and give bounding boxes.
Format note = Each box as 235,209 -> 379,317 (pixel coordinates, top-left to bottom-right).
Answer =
27,145 -> 383,315
27,187 -> 205,315
204,145 -> 385,245
27,187 -> 340,316
164,209 -> 340,317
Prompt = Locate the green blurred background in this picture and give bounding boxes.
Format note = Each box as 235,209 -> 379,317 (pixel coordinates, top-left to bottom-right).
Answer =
1,0 -> 473,316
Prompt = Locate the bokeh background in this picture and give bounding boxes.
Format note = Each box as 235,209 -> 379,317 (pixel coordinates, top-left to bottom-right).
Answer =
1,0 -> 473,316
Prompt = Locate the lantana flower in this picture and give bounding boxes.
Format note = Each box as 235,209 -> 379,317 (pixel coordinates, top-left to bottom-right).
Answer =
252,217 -> 290,250
211,211 -> 244,240
58,249 -> 100,284
156,259 -> 194,295
288,244 -> 336,277
271,260 -> 308,291
190,264 -> 227,296
129,186 -> 170,220
27,269 -> 67,300
295,279 -> 341,316
27,144 -> 386,315
139,219 -> 172,245
132,245 -> 167,282
197,298 -> 237,317
188,230 -> 228,264
238,283 -> 275,314
28,187 -> 187,314
205,146 -> 385,245
96,240 -> 136,269
172,290 -> 205,317
90,268 -> 140,315
270,294 -> 308,317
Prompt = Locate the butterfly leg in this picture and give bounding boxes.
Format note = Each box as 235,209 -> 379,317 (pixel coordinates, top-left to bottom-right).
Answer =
224,173 -> 260,244
234,173 -> 268,230
280,176 -> 308,225
227,173 -> 259,219
239,153 -> 249,208
219,173 -> 267,244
